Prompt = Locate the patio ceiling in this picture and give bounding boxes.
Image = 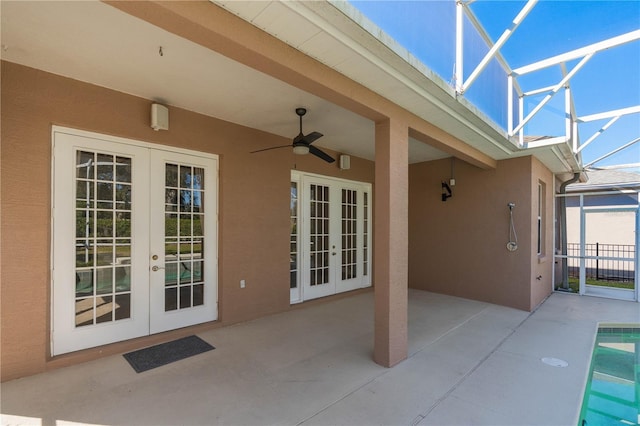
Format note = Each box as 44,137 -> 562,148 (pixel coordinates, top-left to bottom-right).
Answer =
1,0 -> 578,171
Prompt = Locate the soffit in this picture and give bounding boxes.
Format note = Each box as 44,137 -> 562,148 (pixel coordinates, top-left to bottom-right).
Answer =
216,1 -> 519,156
215,0 -> 580,173
1,0 -> 453,164
1,0 -> 572,171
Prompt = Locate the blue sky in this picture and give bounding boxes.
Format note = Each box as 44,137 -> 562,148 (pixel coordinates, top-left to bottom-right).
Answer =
350,1 -> 640,171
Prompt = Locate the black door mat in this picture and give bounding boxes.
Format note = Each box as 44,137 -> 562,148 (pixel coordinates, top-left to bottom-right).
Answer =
123,335 -> 215,373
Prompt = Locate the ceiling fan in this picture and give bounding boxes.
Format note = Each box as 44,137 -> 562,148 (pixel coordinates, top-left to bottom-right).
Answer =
251,108 -> 335,163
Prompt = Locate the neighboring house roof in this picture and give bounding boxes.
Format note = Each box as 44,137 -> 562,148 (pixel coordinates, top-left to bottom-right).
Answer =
567,169 -> 640,192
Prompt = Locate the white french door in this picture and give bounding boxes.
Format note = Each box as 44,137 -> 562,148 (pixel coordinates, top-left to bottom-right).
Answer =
290,172 -> 371,303
148,149 -> 217,334
52,128 -> 218,355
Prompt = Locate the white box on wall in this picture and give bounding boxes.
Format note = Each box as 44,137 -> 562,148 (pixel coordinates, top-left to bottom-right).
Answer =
151,103 -> 169,131
339,154 -> 351,170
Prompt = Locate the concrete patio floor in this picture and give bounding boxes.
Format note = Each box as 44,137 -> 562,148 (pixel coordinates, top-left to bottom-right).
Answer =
2,289 -> 639,426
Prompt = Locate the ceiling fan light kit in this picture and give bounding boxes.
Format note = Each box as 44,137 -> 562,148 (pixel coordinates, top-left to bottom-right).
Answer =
250,108 -> 335,163
293,145 -> 309,155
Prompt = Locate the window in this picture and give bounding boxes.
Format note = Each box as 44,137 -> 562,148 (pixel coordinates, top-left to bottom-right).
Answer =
537,181 -> 546,256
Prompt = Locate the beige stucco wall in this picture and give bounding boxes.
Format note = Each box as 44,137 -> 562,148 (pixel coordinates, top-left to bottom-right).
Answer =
408,156 -> 553,311
0,61 -> 375,380
566,208 -> 636,245
564,205 -> 637,277
530,157 -> 555,309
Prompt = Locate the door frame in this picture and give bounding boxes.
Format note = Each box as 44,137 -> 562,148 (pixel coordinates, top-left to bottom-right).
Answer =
290,171 -> 372,304
51,126 -> 219,355
148,148 -> 218,334
580,206 -> 638,301
555,189 -> 639,302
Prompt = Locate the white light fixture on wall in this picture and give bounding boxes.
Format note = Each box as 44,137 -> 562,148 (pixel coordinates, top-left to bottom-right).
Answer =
151,103 -> 169,131
339,155 -> 351,170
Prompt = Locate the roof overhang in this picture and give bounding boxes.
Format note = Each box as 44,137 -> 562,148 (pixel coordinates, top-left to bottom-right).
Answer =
214,0 -> 580,173
1,0 -> 581,173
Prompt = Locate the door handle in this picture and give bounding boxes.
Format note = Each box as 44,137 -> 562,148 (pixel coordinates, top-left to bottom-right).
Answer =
151,265 -> 165,272
332,252 -> 336,256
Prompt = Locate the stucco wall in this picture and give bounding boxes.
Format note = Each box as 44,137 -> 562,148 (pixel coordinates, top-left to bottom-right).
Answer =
530,156 -> 554,309
408,156 -> 552,311
566,208 -> 636,246
0,61 -> 375,380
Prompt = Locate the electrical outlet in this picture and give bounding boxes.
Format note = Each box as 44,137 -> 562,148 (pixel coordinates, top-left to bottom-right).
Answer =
240,279 -> 246,289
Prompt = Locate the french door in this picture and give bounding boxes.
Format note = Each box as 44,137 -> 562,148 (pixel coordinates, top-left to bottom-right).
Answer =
52,128 -> 218,355
290,172 -> 371,303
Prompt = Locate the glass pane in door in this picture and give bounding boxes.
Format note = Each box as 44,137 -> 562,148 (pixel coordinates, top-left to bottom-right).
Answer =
310,184 -> 330,286
75,151 -> 132,327
164,164 -> 206,311
290,182 -> 298,289
341,189 -> 357,280
363,192 -> 369,277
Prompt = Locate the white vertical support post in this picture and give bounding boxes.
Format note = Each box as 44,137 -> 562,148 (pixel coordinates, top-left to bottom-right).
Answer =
579,194 -> 586,295
635,199 -> 640,302
508,75 -> 514,136
455,1 -> 464,94
511,53 -> 593,136
577,116 -> 621,154
564,85 -> 572,146
518,95 -> 524,145
573,121 -> 579,153
552,174 -> 557,293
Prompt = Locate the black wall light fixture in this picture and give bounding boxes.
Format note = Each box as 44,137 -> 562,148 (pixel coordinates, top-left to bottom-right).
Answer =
441,181 -> 452,201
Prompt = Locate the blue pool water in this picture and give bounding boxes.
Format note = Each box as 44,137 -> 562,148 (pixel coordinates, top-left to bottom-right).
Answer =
578,326 -> 640,425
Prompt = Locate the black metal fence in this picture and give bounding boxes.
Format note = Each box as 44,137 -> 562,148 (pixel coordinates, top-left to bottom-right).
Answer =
567,243 -> 636,282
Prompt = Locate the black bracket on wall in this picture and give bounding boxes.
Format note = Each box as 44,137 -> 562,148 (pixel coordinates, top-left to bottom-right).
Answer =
441,181 -> 452,202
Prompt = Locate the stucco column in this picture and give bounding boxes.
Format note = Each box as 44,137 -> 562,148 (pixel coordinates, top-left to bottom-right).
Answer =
374,118 -> 408,368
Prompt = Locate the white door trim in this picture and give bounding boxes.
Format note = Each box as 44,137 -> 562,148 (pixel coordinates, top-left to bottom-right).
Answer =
51,126 -> 219,160
52,133 -> 151,355
51,127 -> 219,355
148,149 -> 218,334
291,171 -> 372,303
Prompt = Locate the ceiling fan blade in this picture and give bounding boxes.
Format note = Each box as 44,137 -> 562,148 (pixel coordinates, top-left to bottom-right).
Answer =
302,131 -> 323,145
309,145 -> 335,163
250,144 -> 291,154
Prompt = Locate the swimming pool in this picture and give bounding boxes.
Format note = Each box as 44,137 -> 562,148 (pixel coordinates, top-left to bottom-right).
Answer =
578,325 -> 640,425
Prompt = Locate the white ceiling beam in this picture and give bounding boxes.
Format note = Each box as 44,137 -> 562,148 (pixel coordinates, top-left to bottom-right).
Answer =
511,53 -> 593,136
508,75 -> 514,134
588,163 -> 640,171
560,63 -> 577,122
577,105 -> 640,123
460,1 -> 523,97
576,116 -> 620,153
523,85 -> 555,97
560,63 -> 577,152
512,29 -> 640,76
584,137 -> 640,168
524,136 -> 567,149
461,0 -> 536,93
